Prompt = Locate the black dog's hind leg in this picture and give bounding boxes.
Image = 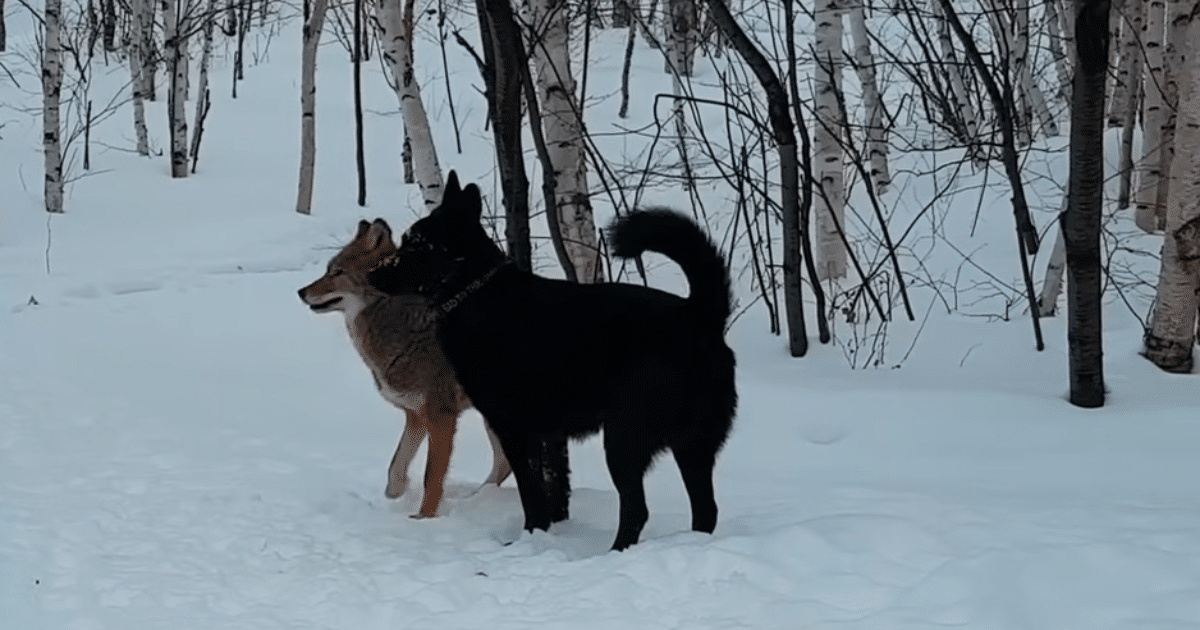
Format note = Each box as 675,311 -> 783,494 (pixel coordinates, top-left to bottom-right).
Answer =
671,442 -> 718,534
540,433 -> 571,523
605,431 -> 655,551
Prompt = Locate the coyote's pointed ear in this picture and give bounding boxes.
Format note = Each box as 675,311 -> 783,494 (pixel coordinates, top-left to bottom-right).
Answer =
367,218 -> 394,249
355,219 -> 372,239
462,183 -> 483,222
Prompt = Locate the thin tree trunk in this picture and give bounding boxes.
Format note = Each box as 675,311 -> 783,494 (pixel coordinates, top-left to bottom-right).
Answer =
931,0 -> 980,150
43,0 -> 64,213
1144,1 -> 1200,373
1156,0 -> 1189,219
619,21 -> 636,118
0,0 -> 7,52
1065,0 -> 1109,406
478,0 -> 531,270
529,0 -> 603,282
129,0 -> 151,155
354,0 -> 366,206
1106,0 -> 1135,126
1134,0 -> 1167,232
142,0 -> 158,101
296,0 -> 330,215
1014,0 -> 1058,137
374,0 -> 444,209
165,0 -> 190,178
847,1 -> 889,194
703,0 -> 806,356
665,0 -> 696,76
102,0 -> 116,51
813,0 -> 846,281
1037,197 -> 1068,317
191,0 -> 217,167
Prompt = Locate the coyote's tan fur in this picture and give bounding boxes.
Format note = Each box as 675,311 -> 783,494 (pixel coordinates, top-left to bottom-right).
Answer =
298,219 -> 511,517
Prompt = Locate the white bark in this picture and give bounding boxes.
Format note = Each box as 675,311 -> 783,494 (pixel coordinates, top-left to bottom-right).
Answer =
296,0 -> 330,215
1134,0 -> 1167,232
1106,0 -> 1134,125
164,0 -> 191,178
374,0 -> 443,209
665,0 -> 697,76
1015,0 -> 1057,137
931,0 -> 979,150
129,0 -> 151,155
1156,0 -> 1190,215
142,0 -> 158,100
191,0 -> 217,162
1144,5 -> 1200,372
1037,196 -> 1069,316
1044,0 -> 1072,103
43,0 -> 64,213
813,0 -> 846,281
847,1 -> 889,194
528,0 -> 602,282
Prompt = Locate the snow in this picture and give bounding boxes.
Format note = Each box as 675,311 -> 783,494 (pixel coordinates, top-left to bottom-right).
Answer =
3,6 -> 1200,630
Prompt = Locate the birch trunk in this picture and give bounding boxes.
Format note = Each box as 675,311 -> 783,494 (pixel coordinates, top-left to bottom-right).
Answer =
129,0 -> 151,155
813,0 -> 846,281
296,0 -> 330,215
142,0 -> 158,100
846,1 -> 888,194
374,0 -> 444,209
1037,196 -> 1069,316
164,0 -> 191,178
1144,2 -> 1200,373
1014,0 -> 1058,137
1134,0 -> 1166,232
191,0 -> 217,163
1106,0 -> 1133,126
1155,0 -> 1189,218
665,0 -> 697,76
1045,0 -> 1073,102
528,0 -> 602,282
1116,1 -> 1143,206
931,0 -> 979,149
43,0 -> 64,213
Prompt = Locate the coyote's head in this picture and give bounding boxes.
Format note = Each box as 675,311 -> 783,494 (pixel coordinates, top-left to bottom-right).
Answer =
298,218 -> 396,315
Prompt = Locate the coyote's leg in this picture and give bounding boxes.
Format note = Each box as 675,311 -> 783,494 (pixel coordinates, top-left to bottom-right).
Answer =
482,423 -> 512,487
416,409 -> 457,518
386,408 -> 428,499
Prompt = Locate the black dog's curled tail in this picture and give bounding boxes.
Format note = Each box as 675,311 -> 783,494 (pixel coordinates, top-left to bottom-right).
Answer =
609,208 -> 732,333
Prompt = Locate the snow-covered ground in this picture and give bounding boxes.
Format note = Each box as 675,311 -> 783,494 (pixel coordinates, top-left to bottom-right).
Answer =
3,6 -> 1200,629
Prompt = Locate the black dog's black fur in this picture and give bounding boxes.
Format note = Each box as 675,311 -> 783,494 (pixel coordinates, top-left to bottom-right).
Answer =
368,172 -> 737,550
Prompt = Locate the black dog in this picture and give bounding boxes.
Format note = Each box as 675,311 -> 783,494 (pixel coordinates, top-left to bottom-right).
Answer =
368,172 -> 737,550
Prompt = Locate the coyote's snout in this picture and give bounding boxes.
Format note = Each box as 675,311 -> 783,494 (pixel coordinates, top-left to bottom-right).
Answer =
298,218 -> 511,517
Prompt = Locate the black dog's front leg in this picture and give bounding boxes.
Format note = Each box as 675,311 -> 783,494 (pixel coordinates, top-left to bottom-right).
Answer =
494,426 -> 553,533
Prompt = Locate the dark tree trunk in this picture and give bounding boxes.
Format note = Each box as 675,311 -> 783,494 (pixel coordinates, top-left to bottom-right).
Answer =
0,0 -> 7,52
1064,0 -> 1109,407
477,0 -> 531,272
701,0 -> 807,356
613,0 -> 631,28
353,0 -> 366,207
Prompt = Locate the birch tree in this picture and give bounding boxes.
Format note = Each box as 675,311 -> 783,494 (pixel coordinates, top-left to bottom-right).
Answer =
374,0 -> 443,209
813,0 -> 846,281
1115,0 -> 1143,207
297,0 -> 330,214
665,0 -> 697,76
1143,0 -> 1200,373
164,0 -> 191,178
846,1 -> 889,194
1134,0 -> 1166,232
930,0 -> 980,149
191,0 -> 217,170
128,0 -> 151,155
43,0 -> 64,213
527,0 -> 603,282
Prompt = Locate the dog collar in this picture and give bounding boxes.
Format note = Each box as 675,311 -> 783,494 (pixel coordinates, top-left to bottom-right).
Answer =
439,265 -> 502,314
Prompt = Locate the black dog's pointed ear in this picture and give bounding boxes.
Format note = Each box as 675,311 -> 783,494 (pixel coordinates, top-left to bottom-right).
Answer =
444,171 -> 461,199
462,183 -> 483,222
355,219 -> 372,239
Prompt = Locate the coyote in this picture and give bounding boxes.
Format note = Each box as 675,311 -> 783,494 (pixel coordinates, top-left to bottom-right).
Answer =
298,218 -> 511,518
